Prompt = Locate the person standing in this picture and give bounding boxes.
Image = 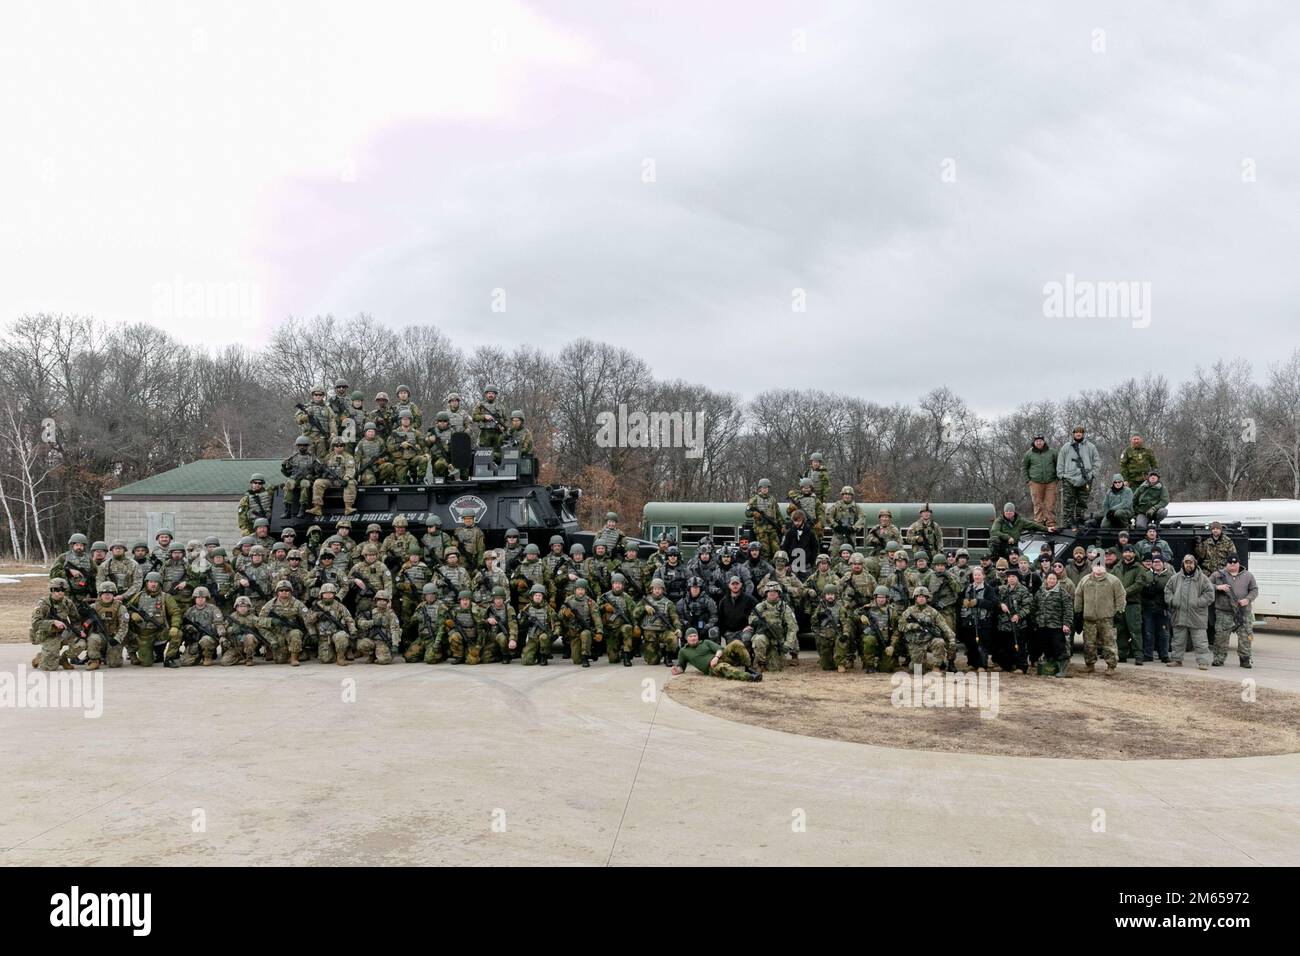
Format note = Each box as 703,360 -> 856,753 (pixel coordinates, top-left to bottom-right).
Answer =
1138,553 -> 1173,664
1165,554 -> 1214,670
1073,561 -> 1125,674
1057,425 -> 1099,529
1022,434 -> 1059,526
1209,555 -> 1258,668
1119,435 -> 1158,491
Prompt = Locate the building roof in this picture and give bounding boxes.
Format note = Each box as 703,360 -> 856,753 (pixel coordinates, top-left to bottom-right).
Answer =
104,459 -> 282,499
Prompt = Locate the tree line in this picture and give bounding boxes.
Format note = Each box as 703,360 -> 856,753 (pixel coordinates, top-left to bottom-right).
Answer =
2,311 -> 1299,562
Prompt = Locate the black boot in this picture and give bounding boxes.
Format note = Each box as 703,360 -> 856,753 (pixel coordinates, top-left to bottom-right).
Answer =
581,654 -> 590,668
281,501 -> 293,519
747,669 -> 763,682
539,654 -> 549,666
622,654 -> 632,667
296,501 -> 306,518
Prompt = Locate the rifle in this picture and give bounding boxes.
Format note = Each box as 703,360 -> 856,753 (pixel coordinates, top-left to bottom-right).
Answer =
747,505 -> 782,534
183,614 -> 221,647
295,403 -> 330,437
313,604 -> 348,637
318,459 -> 348,484
242,571 -> 270,601
266,606 -> 305,632
863,608 -> 890,656
602,598 -> 641,635
230,619 -> 272,652
1071,442 -> 1093,488
356,448 -> 387,479
80,603 -> 123,647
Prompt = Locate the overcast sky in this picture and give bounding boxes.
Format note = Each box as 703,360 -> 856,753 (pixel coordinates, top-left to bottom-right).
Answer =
2,1 -> 1296,410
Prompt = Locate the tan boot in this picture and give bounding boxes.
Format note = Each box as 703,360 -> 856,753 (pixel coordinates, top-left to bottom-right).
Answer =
31,653 -> 41,668
60,657 -> 74,670
305,505 -> 323,517
336,655 -> 350,666
244,658 -> 255,666
290,652 -> 300,667
201,659 -> 213,667
86,660 -> 100,671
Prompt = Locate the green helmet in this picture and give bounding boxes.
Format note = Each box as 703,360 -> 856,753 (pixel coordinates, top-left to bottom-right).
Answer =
190,585 -> 209,598
549,535 -> 564,546
295,435 -> 310,446
350,390 -> 363,401
757,478 -> 771,489
436,411 -> 450,422
49,578 -> 68,590
510,410 -> 524,421
573,578 -> 588,591
912,586 -> 930,599
68,533 -> 89,547
874,586 -> 890,598
610,573 -> 626,585
529,583 -> 547,596
363,421 -> 377,432
458,590 -> 473,601
250,473 -> 266,483
524,543 -> 540,556
396,384 -> 411,395
570,543 -> 585,556
491,586 -> 507,598
422,583 -> 438,595
91,541 -> 107,552
144,572 -> 162,583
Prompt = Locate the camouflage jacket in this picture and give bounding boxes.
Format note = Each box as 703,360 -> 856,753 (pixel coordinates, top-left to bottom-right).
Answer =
353,438 -> 388,478
517,602 -> 557,638
422,530 -> 456,566
281,450 -> 319,482
238,489 -> 274,535
51,549 -> 96,602
906,519 -> 944,557
746,493 -> 783,535
295,400 -> 335,445
826,500 -> 865,539
182,603 -> 224,640
97,555 -> 142,601
996,583 -> 1033,632
897,605 -> 955,647
415,600 -> 447,642
312,599 -> 356,637
127,589 -> 181,633
923,568 -> 961,610
747,598 -> 798,643
30,595 -> 82,643
258,596 -> 311,633
859,602 -> 898,647
560,595 -> 603,634
454,526 -> 486,567
483,601 -> 517,643
637,595 -> 681,634
349,559 -> 394,599
810,600 -> 854,640
599,591 -> 639,631
864,523 -> 903,556
357,607 -> 401,646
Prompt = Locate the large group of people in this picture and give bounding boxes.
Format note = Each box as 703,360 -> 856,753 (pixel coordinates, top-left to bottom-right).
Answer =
29,405 -> 1260,681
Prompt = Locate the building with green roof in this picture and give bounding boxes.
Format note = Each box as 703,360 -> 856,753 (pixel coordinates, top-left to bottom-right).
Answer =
103,458 -> 281,547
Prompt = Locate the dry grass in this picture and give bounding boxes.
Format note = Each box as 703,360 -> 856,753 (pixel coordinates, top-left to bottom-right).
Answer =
0,564 -> 51,642
667,661 -> 1300,760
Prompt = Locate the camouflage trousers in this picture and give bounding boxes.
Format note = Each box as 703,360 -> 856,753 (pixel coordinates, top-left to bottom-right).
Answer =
217,635 -> 259,665
1061,482 -> 1091,527
354,635 -> 393,664
600,624 -> 637,662
403,635 -> 445,664
640,628 -> 678,665
1115,605 -> 1142,661
317,629 -> 351,664
1081,618 -> 1119,668
310,478 -> 357,511
447,628 -> 493,664
32,632 -> 71,671
1171,626 -> 1210,667
750,630 -> 788,672
263,628 -> 304,664
521,630 -> 556,665
130,627 -> 167,666
83,634 -> 124,667
178,636 -> 217,666
754,529 -> 780,561
813,628 -> 839,670
284,477 -> 313,505
855,623 -> 890,671
564,627 -> 595,663
906,636 -> 950,672
392,455 -> 429,483
709,640 -> 753,680
1213,610 -> 1254,664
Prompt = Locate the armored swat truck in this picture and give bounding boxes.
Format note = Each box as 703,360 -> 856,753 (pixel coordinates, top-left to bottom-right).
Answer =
269,439 -> 587,552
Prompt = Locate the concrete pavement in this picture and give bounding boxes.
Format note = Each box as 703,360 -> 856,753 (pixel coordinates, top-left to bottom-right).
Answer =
1,634 -> 1298,866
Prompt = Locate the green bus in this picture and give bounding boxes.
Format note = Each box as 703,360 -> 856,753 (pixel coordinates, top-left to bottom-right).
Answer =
641,501 -> 998,557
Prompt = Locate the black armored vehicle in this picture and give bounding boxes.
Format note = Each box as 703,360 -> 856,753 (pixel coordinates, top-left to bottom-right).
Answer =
1015,520 -> 1251,572
270,442 -> 586,552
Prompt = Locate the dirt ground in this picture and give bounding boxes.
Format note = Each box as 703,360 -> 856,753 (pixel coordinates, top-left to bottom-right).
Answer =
0,564 -> 49,641
666,662 -> 1300,760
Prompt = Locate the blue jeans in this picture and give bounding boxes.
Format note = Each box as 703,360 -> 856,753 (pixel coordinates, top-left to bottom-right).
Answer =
1142,606 -> 1170,660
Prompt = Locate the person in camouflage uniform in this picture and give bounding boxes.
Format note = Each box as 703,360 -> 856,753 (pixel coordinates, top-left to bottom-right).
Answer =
98,541 -> 143,603
767,551 -> 810,620
992,571 -> 1032,673
1074,563 -> 1125,674
826,487 -> 865,555
475,549 -> 510,604
426,411 -> 459,479
349,543 -> 393,620
599,573 -> 640,665
582,542 -> 615,599
237,473 -> 274,536
1118,434 -> 1159,491
615,543 -> 647,600
482,587 -> 517,662
636,578 -> 682,666
29,579 -> 81,671
337,390 -> 367,453
671,627 -> 761,681
51,533 -> 96,608
90,541 -> 110,576
311,582 -> 357,665
500,528 -> 525,574
924,552 -> 962,669
394,544 -> 432,632
855,586 -> 897,672
676,577 -> 718,643
511,543 -> 553,609
864,509 -> 903,558
236,544 -> 275,607
472,385 -> 507,456
541,535 -> 572,596
327,379 -> 351,420
131,540 -> 152,571
746,478 -> 783,560
1194,520 -> 1238,653
745,581 -> 799,672
368,391 -> 395,442
1057,426 -> 1100,528
295,386 -> 337,458
429,548 -> 474,606
1209,555 -> 1258,668
422,515 -> 455,567
1032,572 -> 1074,677
259,580 -> 312,665
308,436 -> 357,516
503,410 -> 534,456
786,477 -> 825,539
201,547 -> 241,612
801,452 -> 832,502
559,579 -> 603,666
393,385 -> 423,431
810,585 -> 854,671
218,596 -> 271,666
380,516 -> 419,571
594,512 -> 626,554
150,529 -> 175,571
125,572 -> 181,667
353,423 -> 390,485
838,552 -> 878,612
157,543 -> 195,613
556,542 -> 586,601
176,586 -> 224,667
72,582 -> 127,670
880,550 -> 920,610
407,584 -> 447,663
519,584 -> 559,665
351,589 -> 399,664
906,504 -> 944,558
1132,470 -> 1170,531
280,436 -> 318,518
454,511 -> 486,570
805,553 -> 839,606
890,587 -> 956,673
387,411 -> 428,484
441,590 -> 485,664
443,392 -> 472,434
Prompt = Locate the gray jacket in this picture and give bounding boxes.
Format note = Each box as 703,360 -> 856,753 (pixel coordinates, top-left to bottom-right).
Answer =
1209,568 -> 1258,614
1165,568 -> 1213,629
1056,439 -> 1100,487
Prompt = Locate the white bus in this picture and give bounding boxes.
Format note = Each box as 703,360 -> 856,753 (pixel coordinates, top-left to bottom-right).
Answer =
1164,500 -> 1300,618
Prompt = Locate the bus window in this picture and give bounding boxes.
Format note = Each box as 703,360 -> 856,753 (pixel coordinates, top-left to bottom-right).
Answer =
711,525 -> 738,546
1245,525 -> 1267,553
966,528 -> 990,549
679,524 -> 712,547
505,497 -> 537,528
1272,523 -> 1300,555
648,524 -> 678,543
941,531 -> 964,550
